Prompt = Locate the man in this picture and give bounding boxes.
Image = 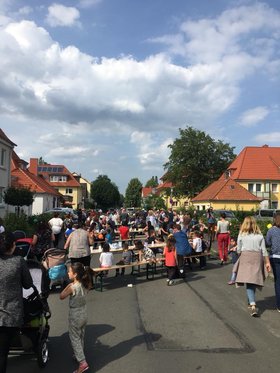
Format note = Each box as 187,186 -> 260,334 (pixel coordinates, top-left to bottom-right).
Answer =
173,224 -> 192,278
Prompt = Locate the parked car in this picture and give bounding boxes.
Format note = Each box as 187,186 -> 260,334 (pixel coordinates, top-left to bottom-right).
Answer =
213,210 -> 236,221
254,209 -> 280,221
44,208 -> 78,221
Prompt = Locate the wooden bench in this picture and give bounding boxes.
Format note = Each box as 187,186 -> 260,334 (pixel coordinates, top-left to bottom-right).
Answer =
92,251 -> 211,291
92,260 -> 155,291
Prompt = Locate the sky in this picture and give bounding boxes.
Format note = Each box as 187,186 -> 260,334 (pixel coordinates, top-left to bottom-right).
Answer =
0,0 -> 279,194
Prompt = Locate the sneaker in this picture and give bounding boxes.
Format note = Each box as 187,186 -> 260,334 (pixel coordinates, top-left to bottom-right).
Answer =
73,361 -> 89,373
277,308 -> 280,313
227,280 -> 235,285
220,260 -> 224,266
250,305 -> 258,317
168,280 -> 175,286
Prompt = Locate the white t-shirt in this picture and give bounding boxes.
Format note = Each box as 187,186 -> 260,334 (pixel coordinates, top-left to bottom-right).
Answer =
49,217 -> 63,234
99,252 -> 114,267
193,237 -> 202,253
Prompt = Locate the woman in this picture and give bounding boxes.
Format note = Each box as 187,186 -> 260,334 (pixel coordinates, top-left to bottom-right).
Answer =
64,222 -> 93,266
48,212 -> 63,248
265,213 -> 280,312
216,213 -> 230,265
206,207 -> 216,243
0,232 -> 33,372
31,221 -> 55,261
235,216 -> 271,317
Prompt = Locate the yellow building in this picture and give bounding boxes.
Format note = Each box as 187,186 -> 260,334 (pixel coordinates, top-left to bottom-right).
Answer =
192,145 -> 280,211
29,158 -> 82,209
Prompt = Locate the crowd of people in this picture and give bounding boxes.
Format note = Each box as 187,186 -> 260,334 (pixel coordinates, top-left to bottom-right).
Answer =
1,207 -> 280,372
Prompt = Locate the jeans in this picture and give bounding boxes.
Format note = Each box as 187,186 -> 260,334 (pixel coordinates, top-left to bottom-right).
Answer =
176,255 -> 185,277
246,283 -> 256,305
270,258 -> 280,309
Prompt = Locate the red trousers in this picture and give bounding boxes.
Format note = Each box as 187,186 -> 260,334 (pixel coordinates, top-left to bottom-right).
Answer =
217,233 -> 229,262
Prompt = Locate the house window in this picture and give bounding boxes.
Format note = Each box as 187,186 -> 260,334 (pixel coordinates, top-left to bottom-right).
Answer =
272,183 -> 278,193
0,149 -> 6,167
248,183 -> 254,193
271,201 -> 278,209
255,183 -> 262,192
66,188 -> 73,194
49,175 -> 67,182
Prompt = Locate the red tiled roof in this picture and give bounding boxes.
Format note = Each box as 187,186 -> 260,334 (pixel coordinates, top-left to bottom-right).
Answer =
192,178 -> 261,202
33,163 -> 81,188
0,128 -> 16,147
221,146 -> 280,181
157,181 -> 173,190
142,187 -> 154,197
12,168 -> 60,196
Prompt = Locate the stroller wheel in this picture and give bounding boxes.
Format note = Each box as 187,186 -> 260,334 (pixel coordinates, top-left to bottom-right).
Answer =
37,339 -> 49,367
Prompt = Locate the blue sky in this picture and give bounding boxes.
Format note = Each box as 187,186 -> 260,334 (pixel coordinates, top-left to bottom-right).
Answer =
0,0 -> 279,193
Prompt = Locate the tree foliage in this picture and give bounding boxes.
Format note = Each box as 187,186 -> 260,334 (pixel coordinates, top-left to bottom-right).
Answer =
90,175 -> 120,210
125,178 -> 142,208
145,176 -> 158,188
164,126 -> 235,197
4,187 -> 34,207
144,194 -> 166,211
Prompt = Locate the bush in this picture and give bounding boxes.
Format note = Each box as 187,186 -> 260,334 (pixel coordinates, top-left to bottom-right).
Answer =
4,213 -> 33,236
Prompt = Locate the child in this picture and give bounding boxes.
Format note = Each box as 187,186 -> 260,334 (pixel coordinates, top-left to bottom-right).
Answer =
60,262 -> 93,373
136,240 -> 157,264
228,237 -> 238,285
115,242 -> 133,276
105,228 -> 113,244
192,231 -> 206,269
99,242 -> 114,276
163,234 -> 177,286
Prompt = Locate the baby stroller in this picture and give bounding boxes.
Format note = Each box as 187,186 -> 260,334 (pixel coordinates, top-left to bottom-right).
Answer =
9,259 -> 51,367
42,248 -> 68,289
14,238 -> 32,259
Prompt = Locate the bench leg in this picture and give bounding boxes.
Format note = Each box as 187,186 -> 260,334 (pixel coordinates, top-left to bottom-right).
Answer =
94,274 -> 103,292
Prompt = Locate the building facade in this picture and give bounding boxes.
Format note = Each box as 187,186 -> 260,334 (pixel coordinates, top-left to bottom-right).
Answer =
28,158 -> 82,209
0,129 -> 16,218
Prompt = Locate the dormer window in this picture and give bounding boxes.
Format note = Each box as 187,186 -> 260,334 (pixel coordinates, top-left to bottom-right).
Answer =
50,175 -> 67,182
224,170 -> 231,179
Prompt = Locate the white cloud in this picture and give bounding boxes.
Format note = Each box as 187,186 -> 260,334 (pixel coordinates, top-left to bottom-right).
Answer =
18,6 -> 33,16
0,2 -> 280,191
239,106 -> 269,127
254,132 -> 280,143
46,3 -> 80,27
130,131 -> 172,170
78,0 -> 103,8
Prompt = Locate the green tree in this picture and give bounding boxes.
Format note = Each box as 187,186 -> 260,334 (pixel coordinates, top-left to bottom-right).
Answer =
91,175 -> 120,211
164,126 -> 235,197
4,187 -> 34,215
144,194 -> 166,210
145,176 -> 158,188
125,178 -> 142,207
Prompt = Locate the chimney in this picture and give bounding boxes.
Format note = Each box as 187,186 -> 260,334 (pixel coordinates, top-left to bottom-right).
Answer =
29,158 -> 38,176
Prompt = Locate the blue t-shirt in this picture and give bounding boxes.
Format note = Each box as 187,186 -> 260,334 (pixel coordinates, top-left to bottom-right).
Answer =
174,231 -> 192,255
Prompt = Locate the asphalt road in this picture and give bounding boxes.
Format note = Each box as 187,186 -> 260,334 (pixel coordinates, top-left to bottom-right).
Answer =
8,253 -> 280,373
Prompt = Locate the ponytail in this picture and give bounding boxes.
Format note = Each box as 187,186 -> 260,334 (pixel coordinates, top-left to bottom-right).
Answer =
70,262 -> 95,290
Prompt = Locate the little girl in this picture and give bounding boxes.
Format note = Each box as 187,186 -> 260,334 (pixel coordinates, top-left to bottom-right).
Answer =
60,262 -> 93,373
163,235 -> 177,286
99,242 -> 114,276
